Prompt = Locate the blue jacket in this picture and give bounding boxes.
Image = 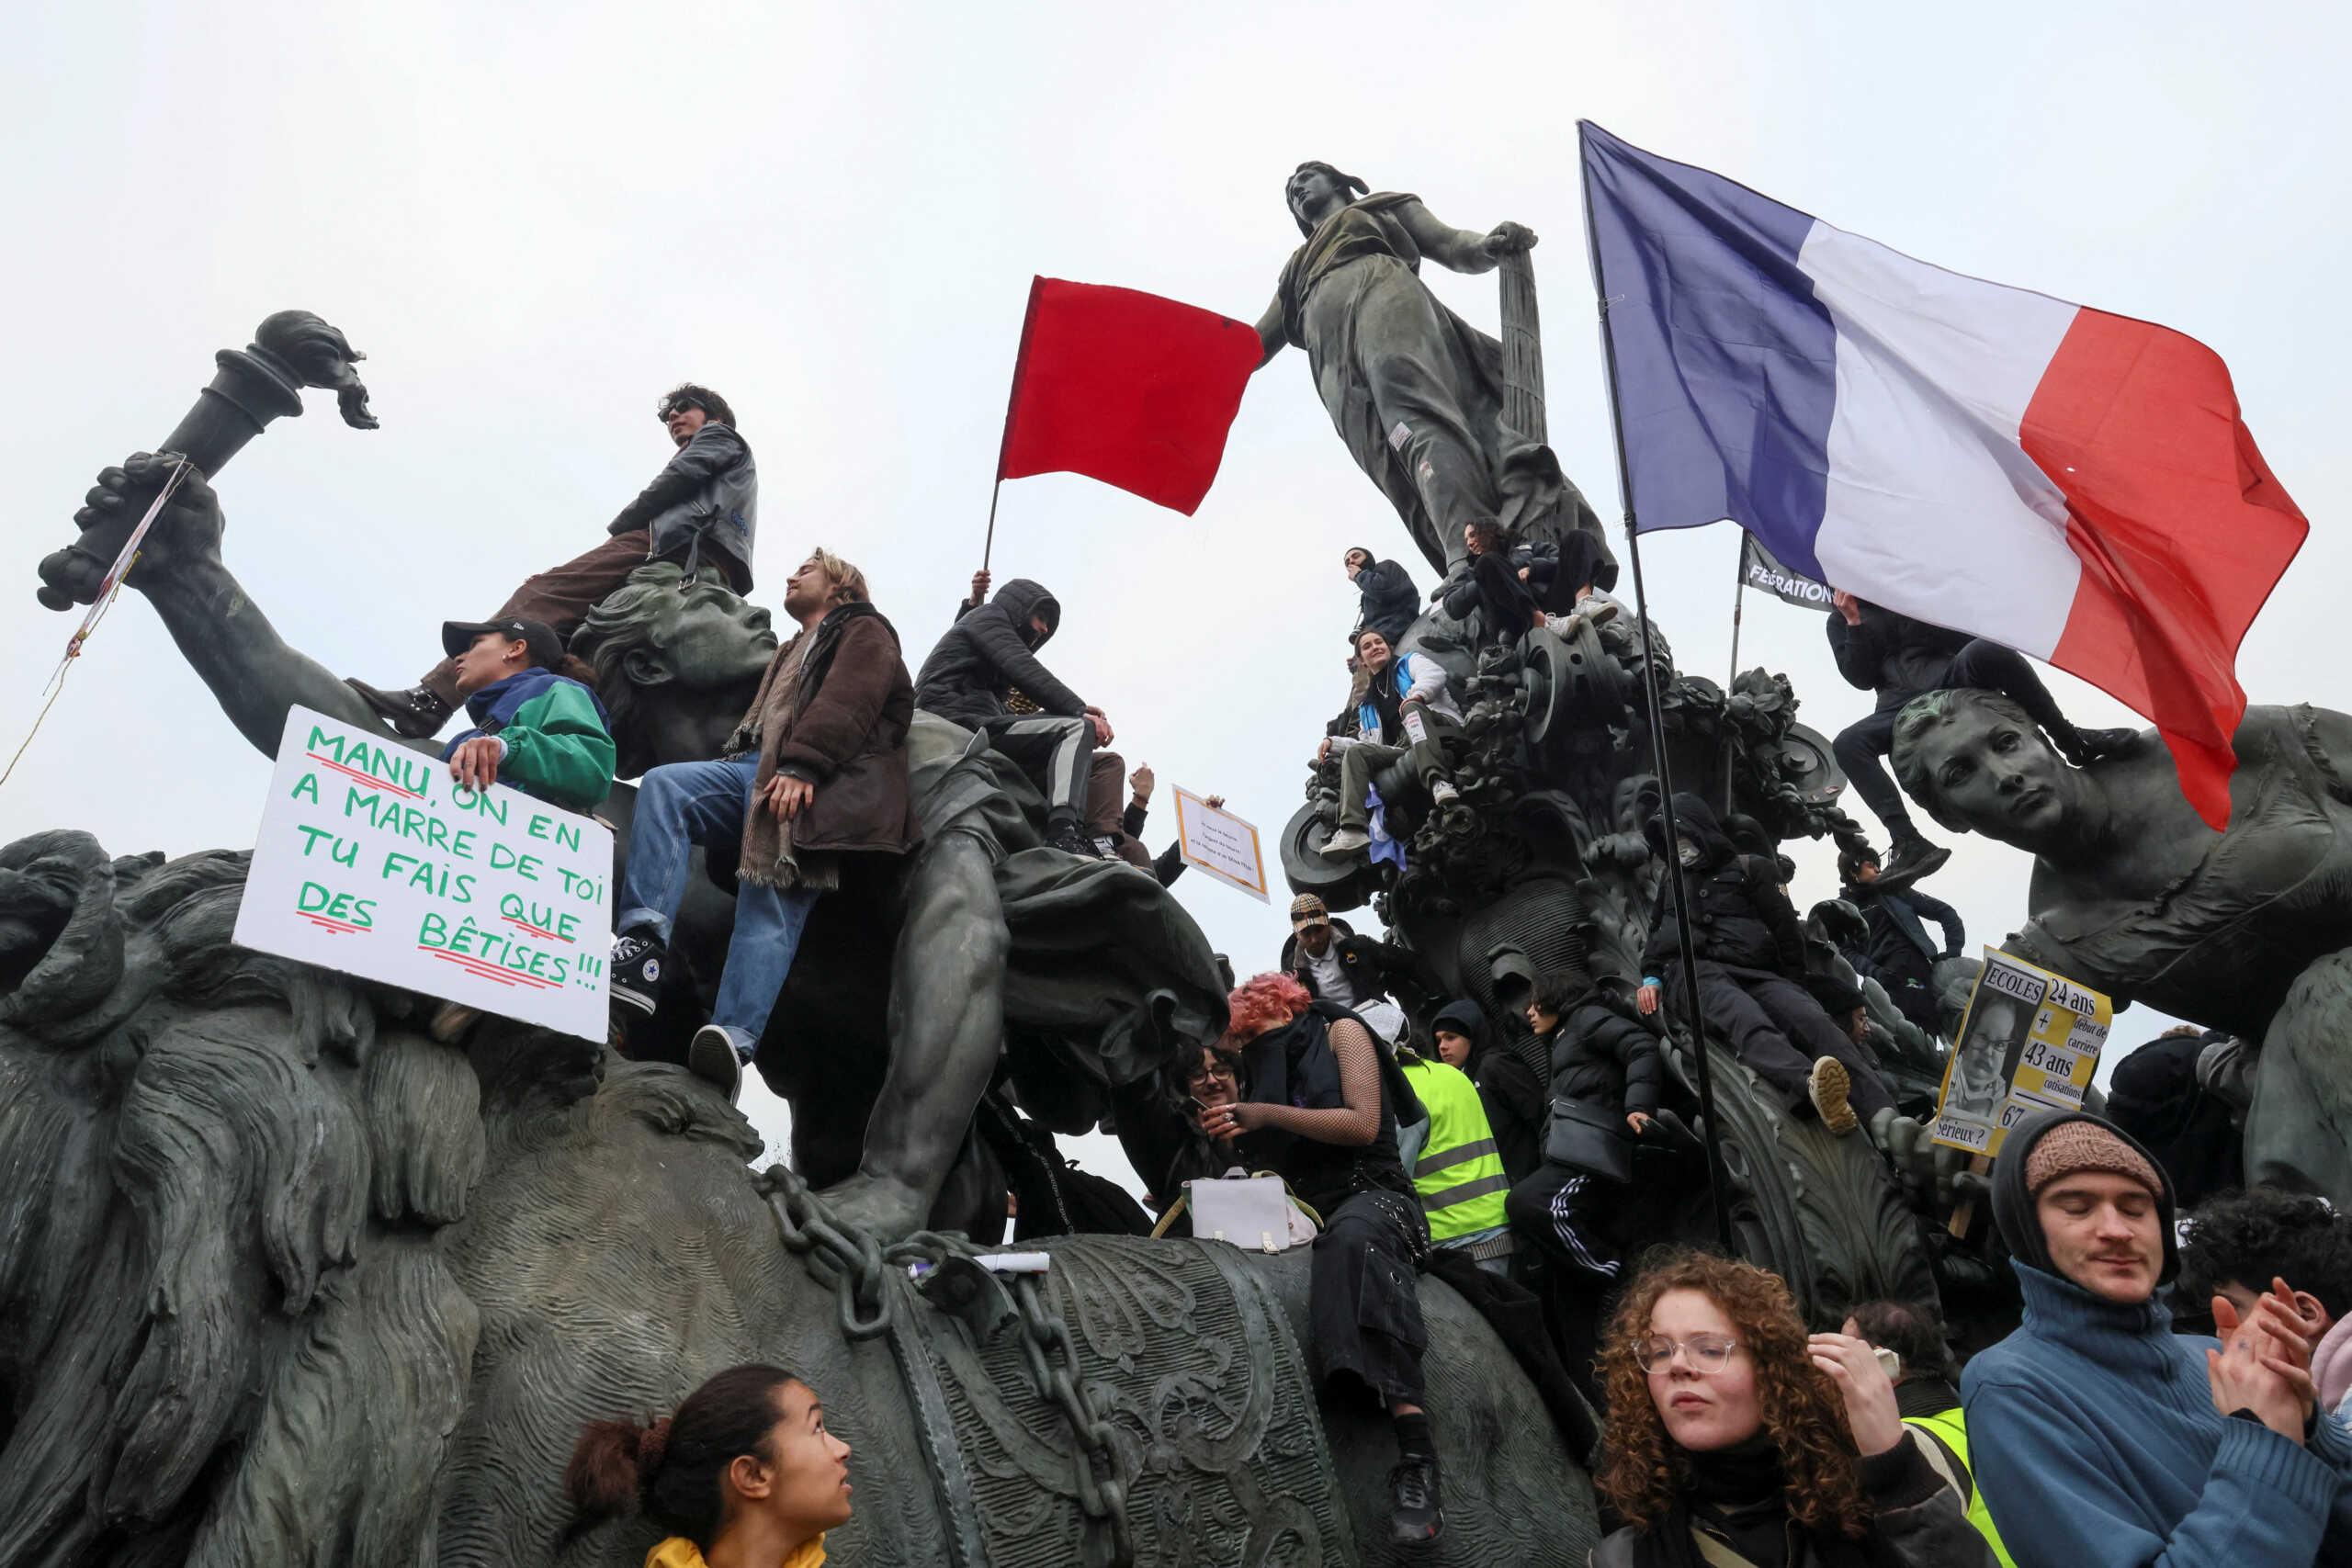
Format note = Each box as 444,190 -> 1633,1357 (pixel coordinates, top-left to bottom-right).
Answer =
439,668 -> 616,813
1963,1260 -> 2352,1568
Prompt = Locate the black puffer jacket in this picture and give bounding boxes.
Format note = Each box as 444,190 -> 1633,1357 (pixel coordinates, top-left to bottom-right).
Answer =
1544,996 -> 1661,1120
1637,793 -> 1806,977
913,578 -> 1086,729
1352,558 -> 1420,645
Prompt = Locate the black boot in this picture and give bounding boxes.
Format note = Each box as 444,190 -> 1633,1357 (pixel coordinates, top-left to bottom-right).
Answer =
347,678 -> 454,739
2055,725 -> 2137,767
1880,834 -> 1951,887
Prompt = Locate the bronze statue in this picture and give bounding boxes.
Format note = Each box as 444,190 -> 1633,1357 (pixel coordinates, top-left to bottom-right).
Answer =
1250,163 -> 1610,580
1893,689 -> 2352,1202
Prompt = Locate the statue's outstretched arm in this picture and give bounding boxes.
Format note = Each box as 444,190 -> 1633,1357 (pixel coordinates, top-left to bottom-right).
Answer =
1253,295 -> 1284,367
1396,197 -> 1536,276
79,453 -> 415,761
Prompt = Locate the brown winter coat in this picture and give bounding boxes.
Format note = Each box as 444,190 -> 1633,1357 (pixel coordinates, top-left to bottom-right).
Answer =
736,602 -> 920,886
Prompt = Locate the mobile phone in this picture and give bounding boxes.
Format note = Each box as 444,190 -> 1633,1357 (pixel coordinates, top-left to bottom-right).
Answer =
1871,1346 -> 1902,1382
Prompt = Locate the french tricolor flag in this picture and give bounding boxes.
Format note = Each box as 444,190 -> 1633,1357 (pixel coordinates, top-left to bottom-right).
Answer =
1579,121 -> 2307,829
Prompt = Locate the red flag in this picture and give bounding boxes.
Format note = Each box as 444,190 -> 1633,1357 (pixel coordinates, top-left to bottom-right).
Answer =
996,277 -> 1261,515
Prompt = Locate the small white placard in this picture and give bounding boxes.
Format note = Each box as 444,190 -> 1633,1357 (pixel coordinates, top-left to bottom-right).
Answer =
1173,788 -> 1269,903
232,705 -> 613,1040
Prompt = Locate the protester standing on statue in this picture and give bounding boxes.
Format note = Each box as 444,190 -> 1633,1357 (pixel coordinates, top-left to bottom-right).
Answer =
1826,590 -> 2130,883
1964,1111 -> 2352,1567
1504,971 -> 1657,1292
1636,792 -> 1898,1139
1838,845 -> 1963,1037
1281,895 -> 1424,1011
1365,1002 -> 1513,1272
609,549 -> 917,1102
1347,546 -> 1421,647
1199,973 -> 1445,1545
1589,1248 -> 1997,1568
434,615 -> 616,813
354,384 -> 757,738
915,575 -> 1113,859
1430,998 -> 1546,1186
565,1363 -> 853,1566
1316,626 -> 1462,858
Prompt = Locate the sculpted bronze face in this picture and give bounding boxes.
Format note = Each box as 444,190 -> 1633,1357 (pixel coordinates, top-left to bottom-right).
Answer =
648,578 -> 779,691
1907,700 -> 2074,841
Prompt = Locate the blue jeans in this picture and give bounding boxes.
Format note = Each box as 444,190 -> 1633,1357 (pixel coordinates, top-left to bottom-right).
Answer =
618,755 -> 822,1044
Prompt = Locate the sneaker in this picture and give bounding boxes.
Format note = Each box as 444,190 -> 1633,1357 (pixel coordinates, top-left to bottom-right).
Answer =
688,1024 -> 749,1103
1046,821 -> 1097,857
1575,593 -> 1620,627
346,679 -> 454,740
1882,836 -> 1951,885
1322,826 -> 1373,856
610,930 -> 666,1016
1430,780 -> 1461,807
1387,1455 -> 1444,1545
1809,1056 -> 1860,1136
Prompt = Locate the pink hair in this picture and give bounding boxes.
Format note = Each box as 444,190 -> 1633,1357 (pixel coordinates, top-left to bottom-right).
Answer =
1225,972 -> 1310,1044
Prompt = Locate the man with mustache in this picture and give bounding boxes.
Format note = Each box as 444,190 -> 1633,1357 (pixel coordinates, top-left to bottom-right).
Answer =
1962,1111 -> 2352,1566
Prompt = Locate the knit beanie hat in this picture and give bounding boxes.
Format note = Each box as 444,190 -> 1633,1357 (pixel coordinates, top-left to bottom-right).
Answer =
2022,1119 -> 2164,1201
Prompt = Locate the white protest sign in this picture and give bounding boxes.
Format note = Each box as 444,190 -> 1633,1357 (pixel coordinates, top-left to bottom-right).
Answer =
1928,946 -> 2111,1158
232,705 -> 613,1040
1173,788 -> 1269,902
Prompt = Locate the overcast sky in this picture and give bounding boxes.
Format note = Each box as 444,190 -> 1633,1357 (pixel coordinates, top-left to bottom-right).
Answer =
4,1 -> 2343,1185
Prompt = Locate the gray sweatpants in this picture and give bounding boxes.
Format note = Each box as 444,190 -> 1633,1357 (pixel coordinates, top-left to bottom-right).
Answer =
980,713 -> 1096,830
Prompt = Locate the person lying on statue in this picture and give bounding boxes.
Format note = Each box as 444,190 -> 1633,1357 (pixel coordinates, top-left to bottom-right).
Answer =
1316,626 -> 1463,858
353,382 -> 758,739
607,548 -> 919,1104
1197,972 -> 1446,1546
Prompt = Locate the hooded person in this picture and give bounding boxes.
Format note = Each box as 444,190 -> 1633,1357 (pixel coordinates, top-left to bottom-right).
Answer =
1963,1111 -> 2352,1568
1431,997 -> 1545,1185
914,576 -> 1114,858
1634,793 -> 1897,1139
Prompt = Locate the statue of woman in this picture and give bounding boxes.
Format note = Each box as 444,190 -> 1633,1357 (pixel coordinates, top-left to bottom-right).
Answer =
1251,163 -> 1610,581
1892,689 -> 2352,1200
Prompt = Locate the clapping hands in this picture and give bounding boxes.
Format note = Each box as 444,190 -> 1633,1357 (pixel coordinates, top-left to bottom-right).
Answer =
2208,1280 -> 2318,1444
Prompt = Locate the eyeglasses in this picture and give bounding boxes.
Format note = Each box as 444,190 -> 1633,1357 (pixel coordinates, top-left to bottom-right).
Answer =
1633,1333 -> 1743,1374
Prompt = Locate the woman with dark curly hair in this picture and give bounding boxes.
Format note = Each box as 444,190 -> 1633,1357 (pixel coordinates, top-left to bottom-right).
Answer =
1199,970 -> 1443,1546
1590,1249 -> 1994,1568
565,1362 -> 853,1568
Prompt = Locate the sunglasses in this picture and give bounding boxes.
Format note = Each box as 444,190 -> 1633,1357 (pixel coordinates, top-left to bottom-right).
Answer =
656,397 -> 703,422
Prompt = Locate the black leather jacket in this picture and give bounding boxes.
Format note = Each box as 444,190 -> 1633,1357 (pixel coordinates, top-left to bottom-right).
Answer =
608,422 -> 758,584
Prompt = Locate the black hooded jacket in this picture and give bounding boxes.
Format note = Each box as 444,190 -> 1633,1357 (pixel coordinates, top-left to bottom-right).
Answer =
1433,998 -> 1545,1183
1826,598 -> 1973,709
913,578 -> 1086,730
1637,793 -> 1807,978
1543,989 -> 1662,1122
1352,557 -> 1421,646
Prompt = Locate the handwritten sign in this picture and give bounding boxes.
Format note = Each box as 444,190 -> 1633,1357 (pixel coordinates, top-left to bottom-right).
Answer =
1172,788 -> 1269,903
1929,946 -> 2111,1157
232,705 -> 612,1040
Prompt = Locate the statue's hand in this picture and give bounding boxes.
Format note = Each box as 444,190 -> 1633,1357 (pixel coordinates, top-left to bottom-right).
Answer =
71,452 -> 226,587
1485,221 -> 1538,256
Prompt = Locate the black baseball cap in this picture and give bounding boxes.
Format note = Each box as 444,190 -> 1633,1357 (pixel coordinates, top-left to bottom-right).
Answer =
442,617 -> 565,671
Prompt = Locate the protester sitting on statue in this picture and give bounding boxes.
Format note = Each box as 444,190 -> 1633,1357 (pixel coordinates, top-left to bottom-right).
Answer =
915,573 -> 1113,859
1503,970 -> 1658,1296
1347,545 -> 1421,647
1431,997 -> 1545,1185
565,1362 -> 853,1567
1826,589 -> 2132,884
1437,521 -> 1616,648
1363,1001 -> 1513,1274
432,615 -> 616,814
609,548 -> 918,1102
1963,1110 -> 2352,1568
1316,626 -> 1463,858
1281,894 -> 1426,1012
1635,792 -> 1898,1140
1589,1247 -> 1997,1568
1838,844 -> 1964,1038
354,384 -> 757,739
2177,1186 -> 2352,1424
1843,1298 -> 2018,1568
1198,972 -> 1445,1544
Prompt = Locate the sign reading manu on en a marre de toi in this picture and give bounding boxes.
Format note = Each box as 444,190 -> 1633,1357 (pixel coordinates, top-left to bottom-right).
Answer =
232,705 -> 613,1040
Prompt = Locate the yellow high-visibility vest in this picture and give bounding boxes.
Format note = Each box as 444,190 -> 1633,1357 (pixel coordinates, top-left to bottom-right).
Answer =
1398,1058 -> 1510,1241
1905,1406 -> 2017,1568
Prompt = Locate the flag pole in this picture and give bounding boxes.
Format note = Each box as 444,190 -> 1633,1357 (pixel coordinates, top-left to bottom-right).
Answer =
1580,128 -> 1734,1251
981,479 -> 1002,574
984,276 -> 1047,579
1724,539 -> 1748,815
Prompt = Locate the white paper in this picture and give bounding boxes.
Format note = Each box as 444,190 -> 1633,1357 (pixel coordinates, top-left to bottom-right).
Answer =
1172,788 -> 1269,903
232,705 -> 613,1040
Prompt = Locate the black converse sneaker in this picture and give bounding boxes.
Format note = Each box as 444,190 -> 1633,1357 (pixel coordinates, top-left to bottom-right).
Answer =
610,930 -> 667,1015
345,679 -> 455,739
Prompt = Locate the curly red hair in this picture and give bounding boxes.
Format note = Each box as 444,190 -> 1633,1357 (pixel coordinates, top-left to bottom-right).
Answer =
1596,1248 -> 1869,1539
1224,971 -> 1310,1044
